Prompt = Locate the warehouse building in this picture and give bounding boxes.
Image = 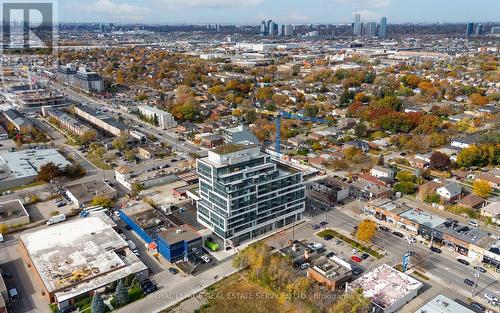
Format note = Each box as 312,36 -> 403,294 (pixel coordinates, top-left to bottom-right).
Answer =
65,181 -> 117,208
0,199 -> 30,228
19,212 -> 148,310
118,203 -> 202,263
0,149 -> 71,189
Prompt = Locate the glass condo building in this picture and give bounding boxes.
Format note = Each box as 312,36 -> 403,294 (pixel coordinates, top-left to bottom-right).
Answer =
196,143 -> 305,247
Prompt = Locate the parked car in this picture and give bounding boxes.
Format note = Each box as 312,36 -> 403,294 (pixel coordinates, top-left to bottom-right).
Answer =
469,220 -> 480,227
125,225 -> 132,230
326,252 -> 336,258
8,288 -> 18,301
352,267 -> 363,275
464,278 -> 477,287
457,259 -> 470,266
430,246 -> 442,253
470,301 -> 485,312
144,284 -> 158,294
300,263 -> 310,270
169,267 -> 179,275
311,224 -> 320,230
319,221 -> 328,227
475,266 -> 487,273
201,255 -> 211,263
351,248 -> 359,255
360,253 -> 370,260
351,256 -> 362,263
1,272 -> 12,279
484,292 -> 499,303
392,231 -> 404,238
406,237 -> 416,243
140,279 -> 152,289
379,226 -> 389,232
324,234 -> 333,240
132,249 -> 140,257
316,247 -> 326,254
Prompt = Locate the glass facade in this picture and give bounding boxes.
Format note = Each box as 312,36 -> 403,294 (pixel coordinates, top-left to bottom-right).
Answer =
196,149 -> 305,245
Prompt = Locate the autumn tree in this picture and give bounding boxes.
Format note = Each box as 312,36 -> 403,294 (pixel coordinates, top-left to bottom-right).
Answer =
38,162 -> 61,182
473,180 -> 492,198
429,151 -> 451,171
0,224 -> 7,235
91,196 -> 115,208
469,93 -> 488,106
356,220 -> 377,243
329,289 -> 371,313
112,135 -> 129,151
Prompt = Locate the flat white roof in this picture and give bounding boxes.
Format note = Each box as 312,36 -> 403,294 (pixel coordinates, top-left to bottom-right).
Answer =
20,213 -> 146,299
415,295 -> 475,313
0,149 -> 71,179
348,264 -> 423,309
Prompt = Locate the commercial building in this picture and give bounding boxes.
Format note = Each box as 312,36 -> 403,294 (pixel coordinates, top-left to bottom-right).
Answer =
221,124 -> 259,145
74,105 -> 128,137
379,17 -> 387,38
3,109 -> 33,131
19,213 -> 148,310
0,149 -> 71,190
307,256 -> 352,290
346,264 -> 423,313
118,203 -> 202,263
0,199 -> 30,228
196,143 -> 305,248
466,22 -> 474,37
415,294 -> 475,313
74,66 -> 104,92
41,106 -> 94,137
65,181 -> 117,209
0,274 -> 6,313
307,177 -> 350,204
0,125 -> 7,141
138,105 -> 177,129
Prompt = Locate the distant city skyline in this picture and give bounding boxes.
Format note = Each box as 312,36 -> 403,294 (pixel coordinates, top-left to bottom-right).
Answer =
61,0 -> 500,24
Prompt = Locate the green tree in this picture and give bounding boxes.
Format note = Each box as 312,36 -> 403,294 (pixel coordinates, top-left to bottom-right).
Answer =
112,135 -> 129,151
396,171 -> 416,183
88,142 -> 106,160
91,293 -> 106,313
378,95 -> 403,111
114,279 -> 129,307
131,183 -> 144,197
394,182 -> 416,194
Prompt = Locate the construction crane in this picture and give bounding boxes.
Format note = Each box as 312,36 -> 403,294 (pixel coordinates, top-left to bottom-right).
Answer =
257,109 -> 330,155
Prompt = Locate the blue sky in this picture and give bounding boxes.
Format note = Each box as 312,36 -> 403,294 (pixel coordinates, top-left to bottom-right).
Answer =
62,0 -> 500,24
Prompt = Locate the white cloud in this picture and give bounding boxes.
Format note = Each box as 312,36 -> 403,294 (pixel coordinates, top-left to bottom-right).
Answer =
257,12 -> 311,23
335,0 -> 390,8
68,0 -> 152,20
352,10 -> 382,21
151,0 -> 264,9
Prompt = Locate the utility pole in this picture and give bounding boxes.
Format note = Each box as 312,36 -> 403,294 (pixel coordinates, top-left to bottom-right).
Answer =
472,264 -> 481,297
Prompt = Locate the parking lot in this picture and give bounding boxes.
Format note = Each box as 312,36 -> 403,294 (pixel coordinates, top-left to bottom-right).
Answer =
0,236 -> 50,313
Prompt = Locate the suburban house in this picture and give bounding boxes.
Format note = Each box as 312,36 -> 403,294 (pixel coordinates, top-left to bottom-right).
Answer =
436,182 -> 462,202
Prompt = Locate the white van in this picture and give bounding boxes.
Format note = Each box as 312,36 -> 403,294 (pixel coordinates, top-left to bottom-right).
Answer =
469,220 -> 479,227
0,233 -> 4,243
